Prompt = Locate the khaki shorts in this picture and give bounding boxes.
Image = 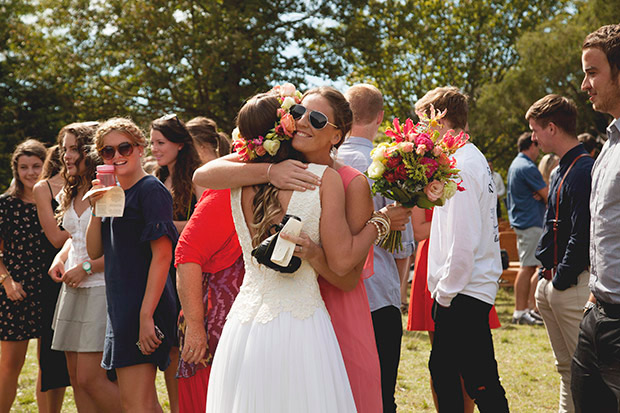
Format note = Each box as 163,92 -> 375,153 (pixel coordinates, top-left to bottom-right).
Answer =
514,226 -> 543,267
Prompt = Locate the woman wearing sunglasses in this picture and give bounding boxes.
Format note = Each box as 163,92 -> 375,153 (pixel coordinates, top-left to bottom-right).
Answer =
195,86 -> 409,412
47,122 -> 122,412
205,88 -> 388,412
86,118 -> 178,412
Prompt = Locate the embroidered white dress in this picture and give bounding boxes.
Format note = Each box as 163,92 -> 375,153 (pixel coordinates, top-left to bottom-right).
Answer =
206,164 -> 356,413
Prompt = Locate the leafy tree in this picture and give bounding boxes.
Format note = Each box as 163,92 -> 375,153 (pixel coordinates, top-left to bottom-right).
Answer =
305,0 -> 568,120
470,0 -> 620,172
20,0 -> 356,132
1,0 -> 76,191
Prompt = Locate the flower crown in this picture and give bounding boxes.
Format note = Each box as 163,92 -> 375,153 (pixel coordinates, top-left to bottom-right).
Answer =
232,83 -> 302,161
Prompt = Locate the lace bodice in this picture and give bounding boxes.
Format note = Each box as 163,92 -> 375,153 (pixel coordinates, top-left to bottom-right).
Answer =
228,163 -> 328,324
61,201 -> 105,288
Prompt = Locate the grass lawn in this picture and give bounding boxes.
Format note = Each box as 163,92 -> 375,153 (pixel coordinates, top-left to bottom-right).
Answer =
10,287 -> 558,412
396,287 -> 559,412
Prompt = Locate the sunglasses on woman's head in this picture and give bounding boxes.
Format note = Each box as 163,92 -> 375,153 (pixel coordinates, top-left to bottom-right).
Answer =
160,113 -> 183,128
99,142 -> 137,160
289,104 -> 339,130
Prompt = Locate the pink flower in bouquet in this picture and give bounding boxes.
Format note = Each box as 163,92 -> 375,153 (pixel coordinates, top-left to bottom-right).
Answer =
414,133 -> 434,151
424,180 -> 445,202
385,118 -> 404,142
279,113 -> 295,137
440,130 -> 469,152
403,118 -> 416,141
420,157 -> 439,178
416,146 -> 426,156
400,142 -> 414,153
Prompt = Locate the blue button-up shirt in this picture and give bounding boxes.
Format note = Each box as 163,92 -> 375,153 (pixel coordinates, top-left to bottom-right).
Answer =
338,136 -> 400,312
535,144 -> 593,290
590,118 -> 620,304
507,153 -> 547,229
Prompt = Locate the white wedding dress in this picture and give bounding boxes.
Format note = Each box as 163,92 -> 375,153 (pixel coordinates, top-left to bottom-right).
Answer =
206,164 -> 356,413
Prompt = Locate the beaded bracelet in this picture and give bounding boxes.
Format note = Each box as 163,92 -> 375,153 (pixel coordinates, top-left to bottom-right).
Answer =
367,220 -> 383,245
367,211 -> 391,245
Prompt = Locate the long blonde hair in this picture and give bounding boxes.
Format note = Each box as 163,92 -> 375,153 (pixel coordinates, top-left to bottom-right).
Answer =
538,153 -> 559,185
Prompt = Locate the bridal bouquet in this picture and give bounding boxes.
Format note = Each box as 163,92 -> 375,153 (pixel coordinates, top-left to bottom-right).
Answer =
366,106 -> 469,252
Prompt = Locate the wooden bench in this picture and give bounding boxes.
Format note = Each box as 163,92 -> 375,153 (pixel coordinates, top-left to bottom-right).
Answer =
499,230 -> 520,287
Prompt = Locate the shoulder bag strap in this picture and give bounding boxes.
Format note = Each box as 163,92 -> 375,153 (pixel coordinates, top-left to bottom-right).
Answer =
553,153 -> 590,268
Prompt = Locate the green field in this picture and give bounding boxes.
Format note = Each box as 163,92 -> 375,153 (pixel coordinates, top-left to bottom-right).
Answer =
10,287 -> 558,412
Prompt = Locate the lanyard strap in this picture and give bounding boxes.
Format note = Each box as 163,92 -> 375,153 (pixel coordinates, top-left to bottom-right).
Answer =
552,153 -> 590,267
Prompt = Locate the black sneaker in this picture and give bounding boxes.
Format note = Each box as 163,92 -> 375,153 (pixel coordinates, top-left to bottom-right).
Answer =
529,309 -> 543,322
511,312 -> 543,325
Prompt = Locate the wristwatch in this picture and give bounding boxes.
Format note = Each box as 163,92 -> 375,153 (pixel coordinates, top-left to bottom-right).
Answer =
0,273 -> 8,285
82,261 -> 93,276
583,301 -> 596,312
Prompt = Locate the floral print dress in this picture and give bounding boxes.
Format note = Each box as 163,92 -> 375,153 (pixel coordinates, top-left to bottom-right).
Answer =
0,194 -> 57,341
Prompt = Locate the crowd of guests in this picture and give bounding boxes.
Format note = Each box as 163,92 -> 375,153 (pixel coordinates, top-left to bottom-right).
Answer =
0,23 -> 618,413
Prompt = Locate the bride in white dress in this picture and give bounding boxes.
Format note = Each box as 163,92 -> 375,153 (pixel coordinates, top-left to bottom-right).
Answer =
205,91 -> 389,412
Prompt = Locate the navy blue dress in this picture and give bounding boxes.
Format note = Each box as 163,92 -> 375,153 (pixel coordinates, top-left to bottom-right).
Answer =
101,175 -> 178,371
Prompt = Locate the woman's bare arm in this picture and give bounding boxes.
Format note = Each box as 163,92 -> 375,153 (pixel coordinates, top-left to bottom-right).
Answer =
318,169 -> 379,275
177,262 -> 208,363
138,236 -> 172,355
193,154 -> 320,191
85,180 -> 105,259
33,181 -> 69,248
412,207 -> 431,242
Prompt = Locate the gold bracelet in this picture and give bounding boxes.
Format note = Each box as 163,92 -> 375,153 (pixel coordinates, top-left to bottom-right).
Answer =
0,273 -> 9,285
370,214 -> 390,235
367,215 -> 390,245
372,210 -> 391,229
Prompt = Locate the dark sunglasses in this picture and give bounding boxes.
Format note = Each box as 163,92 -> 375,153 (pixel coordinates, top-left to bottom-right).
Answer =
99,142 -> 138,160
289,104 -> 338,130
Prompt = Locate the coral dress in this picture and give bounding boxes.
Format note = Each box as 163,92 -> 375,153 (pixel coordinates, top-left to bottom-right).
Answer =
407,209 -> 501,331
318,165 -> 382,413
206,164 -> 355,412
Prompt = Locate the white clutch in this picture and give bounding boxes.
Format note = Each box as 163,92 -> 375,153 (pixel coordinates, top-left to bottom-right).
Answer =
270,217 -> 303,266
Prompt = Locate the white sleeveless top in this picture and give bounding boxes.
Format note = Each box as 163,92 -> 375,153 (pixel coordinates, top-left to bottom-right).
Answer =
228,163 -> 328,324
61,201 -> 105,288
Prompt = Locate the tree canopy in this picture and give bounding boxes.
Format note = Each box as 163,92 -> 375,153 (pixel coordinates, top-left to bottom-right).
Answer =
1,0 -> 618,190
